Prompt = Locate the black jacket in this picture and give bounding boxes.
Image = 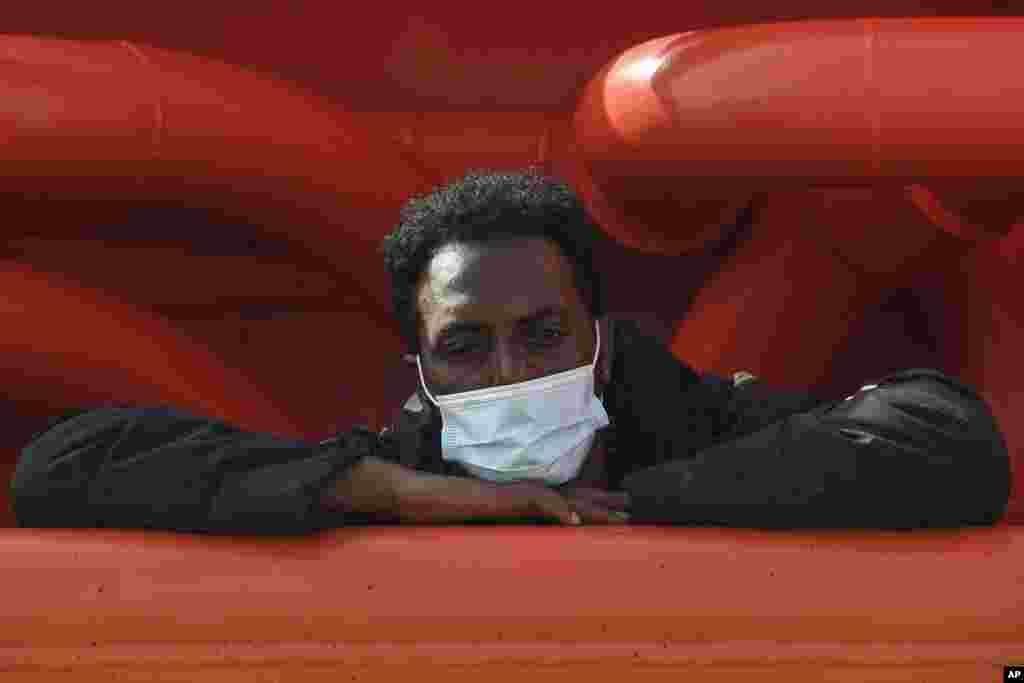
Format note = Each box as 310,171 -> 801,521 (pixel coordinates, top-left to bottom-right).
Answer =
8,318 -> 1008,534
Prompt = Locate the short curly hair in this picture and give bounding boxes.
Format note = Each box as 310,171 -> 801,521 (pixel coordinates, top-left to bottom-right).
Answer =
381,169 -> 606,354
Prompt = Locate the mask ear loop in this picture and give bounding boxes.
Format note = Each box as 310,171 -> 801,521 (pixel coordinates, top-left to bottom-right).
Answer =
415,354 -> 441,408
592,319 -> 604,401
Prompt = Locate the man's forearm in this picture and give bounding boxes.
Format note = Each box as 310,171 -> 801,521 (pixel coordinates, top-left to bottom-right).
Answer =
325,455 -> 506,524
323,455 -> 404,521
324,456 -> 589,526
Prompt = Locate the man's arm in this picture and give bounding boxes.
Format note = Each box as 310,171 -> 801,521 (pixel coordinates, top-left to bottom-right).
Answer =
10,405 -> 610,534
617,362 -> 1011,528
9,405 -> 373,534
603,319 -> 1003,527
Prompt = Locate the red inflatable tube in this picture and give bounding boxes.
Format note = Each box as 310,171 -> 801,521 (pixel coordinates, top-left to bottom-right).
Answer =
2,1 -> 1005,113
176,311 -> 409,440
0,262 -> 300,436
574,17 -> 1024,255
669,194 -> 880,389
0,35 -> 435,312
960,232 -> 1024,523
668,186 -> 980,382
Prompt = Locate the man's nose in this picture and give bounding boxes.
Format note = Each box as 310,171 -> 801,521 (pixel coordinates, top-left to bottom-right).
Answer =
492,346 -> 531,387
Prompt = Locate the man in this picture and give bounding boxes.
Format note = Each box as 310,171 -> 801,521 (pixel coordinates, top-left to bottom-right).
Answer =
9,171 -> 1011,533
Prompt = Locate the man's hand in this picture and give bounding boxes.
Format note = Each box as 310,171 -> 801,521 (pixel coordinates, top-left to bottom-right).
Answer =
326,456 -> 629,525
551,426 -> 631,524
559,485 -> 631,524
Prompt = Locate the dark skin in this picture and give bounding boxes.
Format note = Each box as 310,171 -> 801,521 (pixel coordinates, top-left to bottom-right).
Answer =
328,237 -> 630,525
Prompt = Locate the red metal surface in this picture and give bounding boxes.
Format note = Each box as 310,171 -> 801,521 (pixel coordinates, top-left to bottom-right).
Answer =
0,525 -> 1020,680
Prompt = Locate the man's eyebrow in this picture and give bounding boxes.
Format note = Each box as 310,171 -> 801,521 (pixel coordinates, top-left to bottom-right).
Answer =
515,305 -> 566,326
436,306 -> 566,339
437,320 -> 488,339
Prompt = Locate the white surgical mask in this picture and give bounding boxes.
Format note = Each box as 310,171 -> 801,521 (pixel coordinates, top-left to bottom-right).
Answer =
416,321 -> 610,486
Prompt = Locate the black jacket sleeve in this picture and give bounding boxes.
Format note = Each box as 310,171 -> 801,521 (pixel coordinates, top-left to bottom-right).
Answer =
602,318 -> 823,490
620,362 -> 1010,528
9,405 -> 379,535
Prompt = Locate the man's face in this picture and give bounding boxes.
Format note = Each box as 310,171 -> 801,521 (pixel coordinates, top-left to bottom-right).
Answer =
414,237 -> 598,402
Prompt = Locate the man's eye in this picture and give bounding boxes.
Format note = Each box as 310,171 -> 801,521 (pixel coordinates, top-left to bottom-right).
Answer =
531,328 -> 567,345
442,341 -> 479,356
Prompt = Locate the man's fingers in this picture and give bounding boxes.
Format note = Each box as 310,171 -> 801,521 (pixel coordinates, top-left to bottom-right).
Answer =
537,492 -> 582,526
564,487 -> 631,511
511,484 -> 581,525
499,483 -> 634,526
569,497 -> 630,525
